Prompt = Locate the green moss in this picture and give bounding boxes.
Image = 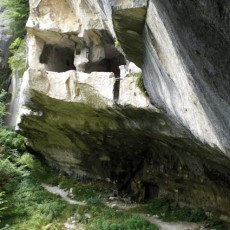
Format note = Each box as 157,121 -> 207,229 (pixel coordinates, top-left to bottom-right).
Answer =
113,7 -> 147,67
134,73 -> 147,94
8,38 -> 26,77
114,39 -> 120,48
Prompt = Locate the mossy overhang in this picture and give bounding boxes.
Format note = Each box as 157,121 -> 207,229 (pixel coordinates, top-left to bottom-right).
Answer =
112,7 -> 147,67
18,90 -> 230,214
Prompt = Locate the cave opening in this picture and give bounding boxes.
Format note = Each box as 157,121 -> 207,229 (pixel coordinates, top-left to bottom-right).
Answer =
84,44 -> 126,76
144,183 -> 159,201
40,44 -> 76,72
84,45 -> 126,103
84,54 -> 126,76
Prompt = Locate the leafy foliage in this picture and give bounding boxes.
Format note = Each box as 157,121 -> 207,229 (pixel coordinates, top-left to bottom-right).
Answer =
0,90 -> 8,125
90,216 -> 158,230
114,39 -> 120,49
8,38 -> 26,77
0,70 -> 10,90
0,192 -> 7,222
0,0 -> 28,78
0,0 -> 29,38
135,73 -> 147,94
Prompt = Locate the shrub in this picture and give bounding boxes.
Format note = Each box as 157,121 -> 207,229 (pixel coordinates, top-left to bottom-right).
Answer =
0,90 -> 8,125
0,192 -> 7,222
0,128 -> 25,151
19,153 -> 41,171
135,73 -> 147,94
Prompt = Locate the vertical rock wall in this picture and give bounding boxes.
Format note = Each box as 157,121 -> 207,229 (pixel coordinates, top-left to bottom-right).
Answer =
143,0 -> 230,154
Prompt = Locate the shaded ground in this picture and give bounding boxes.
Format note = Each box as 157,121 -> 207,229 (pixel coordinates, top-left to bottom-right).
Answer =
43,183 -> 208,230
42,183 -> 86,206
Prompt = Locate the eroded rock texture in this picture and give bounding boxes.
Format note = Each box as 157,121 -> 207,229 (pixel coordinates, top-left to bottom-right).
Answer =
17,0 -> 230,215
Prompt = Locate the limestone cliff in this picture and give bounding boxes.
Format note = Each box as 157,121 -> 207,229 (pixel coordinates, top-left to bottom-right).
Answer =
17,0 -> 230,216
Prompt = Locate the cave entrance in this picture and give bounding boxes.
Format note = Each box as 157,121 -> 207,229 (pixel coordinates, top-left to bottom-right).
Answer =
84,44 -> 126,76
39,44 -> 76,72
144,183 -> 159,201
84,54 -> 126,76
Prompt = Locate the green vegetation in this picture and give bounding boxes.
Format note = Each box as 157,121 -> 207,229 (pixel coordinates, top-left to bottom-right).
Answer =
0,70 -> 10,90
89,214 -> 158,230
8,38 -> 26,77
59,200 -> 158,230
114,39 -> 120,49
0,89 -> 70,228
0,90 -> 8,125
0,0 -> 29,39
0,192 -> 7,223
0,0 -> 28,78
131,198 -> 228,230
0,150 -> 159,229
0,95 -> 158,229
135,73 -> 147,94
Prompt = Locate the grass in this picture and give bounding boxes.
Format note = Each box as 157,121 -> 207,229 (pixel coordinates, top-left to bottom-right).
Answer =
0,138 -> 226,230
0,151 -> 73,229
0,124 -> 227,230
0,148 -> 159,230
65,202 -> 158,230
0,105 -> 225,230
130,198 -> 228,230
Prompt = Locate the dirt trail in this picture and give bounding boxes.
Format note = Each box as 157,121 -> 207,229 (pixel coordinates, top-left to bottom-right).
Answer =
42,183 -> 86,205
139,214 -> 203,230
42,184 -> 207,230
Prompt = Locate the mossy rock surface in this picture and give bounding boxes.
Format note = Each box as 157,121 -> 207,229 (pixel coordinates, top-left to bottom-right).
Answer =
113,7 -> 147,67
18,90 -> 230,216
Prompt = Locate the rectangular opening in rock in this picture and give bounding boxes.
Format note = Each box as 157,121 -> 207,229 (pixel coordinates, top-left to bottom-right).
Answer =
39,44 -> 76,72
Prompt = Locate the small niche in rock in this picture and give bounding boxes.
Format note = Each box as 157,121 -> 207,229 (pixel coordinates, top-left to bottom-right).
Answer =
84,45 -> 126,77
40,44 -> 76,72
144,183 -> 159,201
84,44 -> 126,103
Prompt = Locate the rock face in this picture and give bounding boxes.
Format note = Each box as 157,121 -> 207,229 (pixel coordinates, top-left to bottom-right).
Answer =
17,0 -> 230,215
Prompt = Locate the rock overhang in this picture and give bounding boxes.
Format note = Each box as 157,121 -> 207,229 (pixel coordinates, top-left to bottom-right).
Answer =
14,0 -> 230,216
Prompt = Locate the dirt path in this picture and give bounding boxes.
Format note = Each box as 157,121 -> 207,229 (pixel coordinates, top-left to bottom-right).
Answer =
139,214 -> 203,230
42,184 -> 207,230
42,183 -> 86,205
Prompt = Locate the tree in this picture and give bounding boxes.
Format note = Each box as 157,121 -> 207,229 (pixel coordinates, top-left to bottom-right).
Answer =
0,0 -> 29,38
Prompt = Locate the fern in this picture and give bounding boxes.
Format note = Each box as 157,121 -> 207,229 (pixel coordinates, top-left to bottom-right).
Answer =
0,90 -> 8,125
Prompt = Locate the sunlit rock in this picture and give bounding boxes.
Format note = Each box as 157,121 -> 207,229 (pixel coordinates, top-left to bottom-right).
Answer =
16,0 -> 230,216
